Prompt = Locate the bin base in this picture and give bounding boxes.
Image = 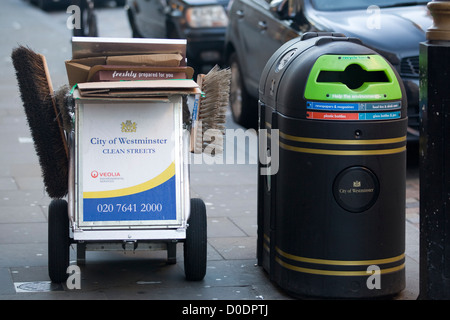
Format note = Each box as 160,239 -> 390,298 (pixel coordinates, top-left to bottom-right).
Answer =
270,266 -> 405,299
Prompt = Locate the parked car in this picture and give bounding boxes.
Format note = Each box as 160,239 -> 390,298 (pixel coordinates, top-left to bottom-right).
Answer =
126,0 -> 229,74
29,0 -> 70,10
30,0 -> 124,11
225,0 -> 432,137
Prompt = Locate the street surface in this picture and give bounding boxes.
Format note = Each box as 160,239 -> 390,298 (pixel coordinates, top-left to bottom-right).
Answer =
0,0 -> 420,301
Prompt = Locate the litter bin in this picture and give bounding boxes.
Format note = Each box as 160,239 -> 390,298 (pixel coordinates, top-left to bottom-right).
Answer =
257,33 -> 407,298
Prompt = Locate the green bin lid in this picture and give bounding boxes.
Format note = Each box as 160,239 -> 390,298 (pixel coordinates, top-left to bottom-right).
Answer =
304,54 -> 402,101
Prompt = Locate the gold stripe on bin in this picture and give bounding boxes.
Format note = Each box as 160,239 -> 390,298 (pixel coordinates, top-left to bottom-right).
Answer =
276,247 -> 404,266
277,130 -> 407,155
279,132 -> 406,145
275,257 -> 405,276
274,246 -> 405,276
279,141 -> 406,156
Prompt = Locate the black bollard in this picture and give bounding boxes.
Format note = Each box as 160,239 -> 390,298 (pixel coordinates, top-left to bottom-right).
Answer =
419,0 -> 450,300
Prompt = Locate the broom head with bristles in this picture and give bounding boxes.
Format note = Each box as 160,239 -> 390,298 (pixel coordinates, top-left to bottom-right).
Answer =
191,65 -> 231,154
11,46 -> 69,198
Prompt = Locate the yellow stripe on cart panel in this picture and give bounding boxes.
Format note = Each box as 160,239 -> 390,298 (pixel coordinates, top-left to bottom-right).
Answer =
83,162 -> 175,199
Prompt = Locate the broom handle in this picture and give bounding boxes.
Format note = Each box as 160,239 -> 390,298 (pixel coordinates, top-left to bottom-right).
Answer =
190,74 -> 204,153
40,54 -> 69,159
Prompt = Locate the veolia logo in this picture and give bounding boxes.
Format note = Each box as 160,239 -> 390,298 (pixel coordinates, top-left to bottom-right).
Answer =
91,170 -> 121,178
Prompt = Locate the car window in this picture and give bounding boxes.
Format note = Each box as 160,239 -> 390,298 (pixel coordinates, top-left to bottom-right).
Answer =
311,0 -> 428,11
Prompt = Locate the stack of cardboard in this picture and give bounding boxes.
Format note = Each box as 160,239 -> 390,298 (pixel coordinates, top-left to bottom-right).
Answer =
66,37 -> 200,98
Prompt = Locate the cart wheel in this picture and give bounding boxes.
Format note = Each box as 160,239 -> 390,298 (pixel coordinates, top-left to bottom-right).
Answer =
48,199 -> 70,283
184,198 -> 207,281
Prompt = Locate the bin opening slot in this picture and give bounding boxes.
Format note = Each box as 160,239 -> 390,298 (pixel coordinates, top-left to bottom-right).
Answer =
317,63 -> 389,90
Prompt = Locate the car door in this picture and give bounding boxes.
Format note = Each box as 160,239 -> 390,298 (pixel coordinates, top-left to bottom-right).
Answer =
133,0 -> 167,38
232,0 -> 299,97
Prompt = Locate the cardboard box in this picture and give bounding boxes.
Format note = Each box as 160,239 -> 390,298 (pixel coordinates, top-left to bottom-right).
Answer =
88,66 -> 192,82
66,37 -> 194,88
76,79 -> 200,98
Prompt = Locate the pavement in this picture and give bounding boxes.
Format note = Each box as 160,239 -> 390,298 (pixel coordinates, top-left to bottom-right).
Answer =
0,0 -> 421,301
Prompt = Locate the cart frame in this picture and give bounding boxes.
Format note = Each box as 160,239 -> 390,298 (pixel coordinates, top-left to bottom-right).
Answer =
48,94 -> 207,283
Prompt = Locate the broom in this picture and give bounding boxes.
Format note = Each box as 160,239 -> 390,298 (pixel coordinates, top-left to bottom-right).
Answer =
54,84 -> 75,133
11,46 -> 69,199
191,65 -> 231,154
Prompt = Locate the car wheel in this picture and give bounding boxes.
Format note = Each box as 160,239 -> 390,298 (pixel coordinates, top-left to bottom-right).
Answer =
229,52 -> 258,129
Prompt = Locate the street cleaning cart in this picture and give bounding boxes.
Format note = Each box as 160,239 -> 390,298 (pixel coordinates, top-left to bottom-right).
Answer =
48,37 -> 207,283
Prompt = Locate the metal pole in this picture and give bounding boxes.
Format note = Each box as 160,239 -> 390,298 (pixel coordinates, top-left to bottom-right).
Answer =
419,0 -> 450,300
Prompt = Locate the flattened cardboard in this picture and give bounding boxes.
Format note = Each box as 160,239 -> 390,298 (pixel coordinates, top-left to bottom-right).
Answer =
87,65 -> 194,82
71,37 -> 186,62
106,54 -> 183,66
66,37 -> 189,87
76,79 -> 200,98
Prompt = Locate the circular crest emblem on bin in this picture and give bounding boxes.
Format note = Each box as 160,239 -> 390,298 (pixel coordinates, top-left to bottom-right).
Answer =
333,166 -> 380,213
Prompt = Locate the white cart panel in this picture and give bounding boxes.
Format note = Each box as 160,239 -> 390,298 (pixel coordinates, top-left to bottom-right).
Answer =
75,97 -> 185,230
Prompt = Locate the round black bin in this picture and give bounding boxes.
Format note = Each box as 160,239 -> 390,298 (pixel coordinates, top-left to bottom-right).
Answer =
257,33 -> 407,298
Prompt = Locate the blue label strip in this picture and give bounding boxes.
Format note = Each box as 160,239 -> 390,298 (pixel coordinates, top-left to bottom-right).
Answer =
307,101 -> 401,111
83,176 -> 176,222
359,112 -> 401,120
